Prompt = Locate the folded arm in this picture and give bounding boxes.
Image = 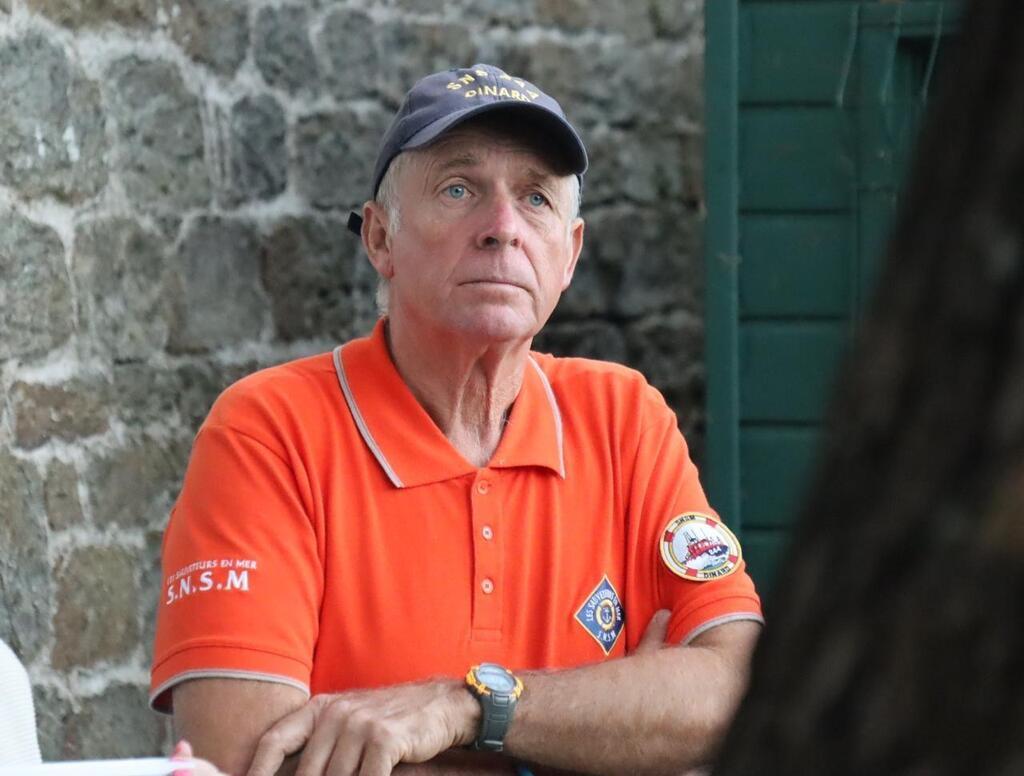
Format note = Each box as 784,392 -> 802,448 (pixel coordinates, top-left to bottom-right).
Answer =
173,614 -> 758,776
506,617 -> 761,775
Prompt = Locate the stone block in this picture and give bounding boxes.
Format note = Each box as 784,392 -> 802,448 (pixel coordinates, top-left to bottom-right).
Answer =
254,4 -> 319,95
534,0 -> 654,40
262,216 -> 378,342
140,529 -> 164,650
216,94 -> 287,207
44,459 -> 85,531
673,50 -> 705,129
434,0 -> 535,26
74,216 -> 171,361
106,56 -> 210,211
583,204 -> 701,318
167,0 -> 249,77
625,309 -> 704,391
373,19 -> 482,107
12,378 -> 110,449
497,37 -> 694,129
25,0 -> 156,29
0,33 -> 108,202
650,0 -> 703,38
678,131 -> 705,206
582,126 -> 650,207
168,216 -> 265,352
533,319 -> 628,365
551,251 -> 613,320
292,106 -> 390,209
112,360 -> 255,433
318,11 -> 479,105
583,127 -> 687,207
0,214 -> 72,360
625,310 -> 706,442
87,436 -> 188,530
61,683 -> 168,759
493,39 -> 596,125
33,685 -> 71,762
316,8 -> 384,101
0,451 -> 53,664
111,364 -> 183,427
51,546 -> 139,669
177,361 -> 260,428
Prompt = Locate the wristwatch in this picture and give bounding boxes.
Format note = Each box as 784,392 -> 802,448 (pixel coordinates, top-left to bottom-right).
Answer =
465,662 -> 524,752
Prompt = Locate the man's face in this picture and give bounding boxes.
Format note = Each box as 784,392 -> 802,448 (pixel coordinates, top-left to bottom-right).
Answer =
366,123 -> 585,345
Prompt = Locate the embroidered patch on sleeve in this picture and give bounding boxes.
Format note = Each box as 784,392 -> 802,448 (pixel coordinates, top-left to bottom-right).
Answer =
660,512 -> 742,581
574,575 -> 625,655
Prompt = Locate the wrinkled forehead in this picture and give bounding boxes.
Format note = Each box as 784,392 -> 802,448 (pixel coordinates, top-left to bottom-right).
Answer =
411,112 -> 576,181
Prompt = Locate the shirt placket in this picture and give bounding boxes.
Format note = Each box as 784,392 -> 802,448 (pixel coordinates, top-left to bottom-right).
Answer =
470,468 -> 503,641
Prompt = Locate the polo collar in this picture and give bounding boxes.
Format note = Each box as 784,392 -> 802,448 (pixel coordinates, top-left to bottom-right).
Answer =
333,319 -> 566,489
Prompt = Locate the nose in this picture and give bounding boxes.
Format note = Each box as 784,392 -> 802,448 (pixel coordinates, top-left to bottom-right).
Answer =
476,192 -> 521,250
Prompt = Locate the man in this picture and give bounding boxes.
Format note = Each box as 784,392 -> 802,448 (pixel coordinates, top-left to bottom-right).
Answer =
150,64 -> 763,776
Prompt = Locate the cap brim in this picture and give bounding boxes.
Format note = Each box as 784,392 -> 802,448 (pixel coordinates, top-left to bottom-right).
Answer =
403,101 -> 588,177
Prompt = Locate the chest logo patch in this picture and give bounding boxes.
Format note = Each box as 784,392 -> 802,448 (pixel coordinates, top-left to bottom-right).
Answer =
661,512 -> 742,581
575,575 -> 625,655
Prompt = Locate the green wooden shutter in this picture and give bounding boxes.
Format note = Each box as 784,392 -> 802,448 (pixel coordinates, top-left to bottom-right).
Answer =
705,1 -> 959,594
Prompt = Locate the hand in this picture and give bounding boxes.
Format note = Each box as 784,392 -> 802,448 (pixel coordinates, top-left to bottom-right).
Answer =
171,739 -> 230,776
634,608 -> 672,655
247,680 -> 481,776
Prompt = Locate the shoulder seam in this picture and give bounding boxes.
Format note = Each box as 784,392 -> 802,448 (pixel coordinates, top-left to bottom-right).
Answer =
198,423 -> 292,469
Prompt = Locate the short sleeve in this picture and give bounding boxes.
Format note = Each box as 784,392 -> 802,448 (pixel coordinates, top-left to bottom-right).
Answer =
149,420 -> 322,713
625,388 -> 763,650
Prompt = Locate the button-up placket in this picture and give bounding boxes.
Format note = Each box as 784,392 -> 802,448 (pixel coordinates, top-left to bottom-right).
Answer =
470,468 -> 503,641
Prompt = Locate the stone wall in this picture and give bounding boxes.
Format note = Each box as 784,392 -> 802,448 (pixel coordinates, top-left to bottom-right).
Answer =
0,0 -> 706,760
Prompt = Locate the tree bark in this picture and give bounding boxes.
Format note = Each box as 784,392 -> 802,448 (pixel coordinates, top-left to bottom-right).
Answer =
714,2 -> 1024,774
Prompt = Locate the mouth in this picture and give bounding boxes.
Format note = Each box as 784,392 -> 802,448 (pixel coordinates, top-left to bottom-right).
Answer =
461,279 -> 527,290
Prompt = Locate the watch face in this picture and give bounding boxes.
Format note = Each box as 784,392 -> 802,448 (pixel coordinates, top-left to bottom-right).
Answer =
477,663 -> 516,693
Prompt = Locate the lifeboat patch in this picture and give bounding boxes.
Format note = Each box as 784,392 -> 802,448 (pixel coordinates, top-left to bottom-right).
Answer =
660,512 -> 741,581
574,575 -> 625,655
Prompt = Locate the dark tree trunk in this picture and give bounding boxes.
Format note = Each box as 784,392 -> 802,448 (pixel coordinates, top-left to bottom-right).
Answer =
714,2 -> 1024,774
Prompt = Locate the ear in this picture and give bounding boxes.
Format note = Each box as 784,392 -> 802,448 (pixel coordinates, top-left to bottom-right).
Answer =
561,217 -> 585,290
362,201 -> 395,279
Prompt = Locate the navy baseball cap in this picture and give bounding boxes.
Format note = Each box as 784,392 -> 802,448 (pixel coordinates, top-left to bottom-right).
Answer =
347,63 -> 588,236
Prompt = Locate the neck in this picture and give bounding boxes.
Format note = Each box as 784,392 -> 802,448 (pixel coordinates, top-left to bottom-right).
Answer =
384,314 -> 531,467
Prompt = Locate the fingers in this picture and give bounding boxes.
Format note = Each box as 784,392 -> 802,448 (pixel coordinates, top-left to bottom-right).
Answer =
296,700 -> 350,776
251,684 -> 462,776
356,743 -> 397,776
316,704 -> 397,776
248,702 -> 319,776
635,609 -> 672,655
171,740 -> 196,776
171,739 -> 194,761
171,739 -> 224,776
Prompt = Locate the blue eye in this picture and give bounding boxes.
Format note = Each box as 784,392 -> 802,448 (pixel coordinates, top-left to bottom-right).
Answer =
446,184 -> 466,199
528,192 -> 547,207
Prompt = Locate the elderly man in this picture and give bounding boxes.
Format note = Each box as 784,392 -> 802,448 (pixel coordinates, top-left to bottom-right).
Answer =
150,64 -> 763,776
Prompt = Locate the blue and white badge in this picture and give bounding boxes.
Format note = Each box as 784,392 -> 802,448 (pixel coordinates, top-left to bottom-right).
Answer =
574,575 -> 625,655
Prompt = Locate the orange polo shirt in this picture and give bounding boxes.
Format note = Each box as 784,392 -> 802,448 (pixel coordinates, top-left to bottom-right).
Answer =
150,319 -> 762,711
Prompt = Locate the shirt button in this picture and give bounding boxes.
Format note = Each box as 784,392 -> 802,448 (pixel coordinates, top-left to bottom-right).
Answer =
476,480 -> 490,495
481,578 -> 494,594
481,525 -> 494,541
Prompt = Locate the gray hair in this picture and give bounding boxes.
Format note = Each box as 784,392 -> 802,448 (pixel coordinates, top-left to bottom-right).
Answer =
371,152 -> 582,316
373,154 -> 410,315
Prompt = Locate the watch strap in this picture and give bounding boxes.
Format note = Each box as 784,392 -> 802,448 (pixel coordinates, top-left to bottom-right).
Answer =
474,689 -> 517,751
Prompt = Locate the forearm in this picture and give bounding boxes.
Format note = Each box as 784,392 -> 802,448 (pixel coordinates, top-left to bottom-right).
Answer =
505,624 -> 759,775
173,678 -> 308,776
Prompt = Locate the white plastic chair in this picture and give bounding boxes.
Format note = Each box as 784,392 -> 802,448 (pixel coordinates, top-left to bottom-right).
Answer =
0,639 -> 42,765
